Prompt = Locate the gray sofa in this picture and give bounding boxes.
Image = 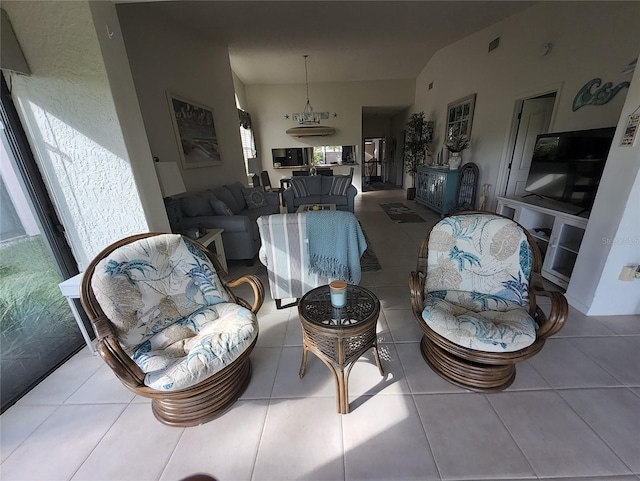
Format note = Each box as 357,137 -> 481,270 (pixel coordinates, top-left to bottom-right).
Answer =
282,175 -> 357,213
180,182 -> 280,262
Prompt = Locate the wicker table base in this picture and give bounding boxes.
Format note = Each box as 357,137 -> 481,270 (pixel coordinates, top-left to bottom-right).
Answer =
298,285 -> 383,413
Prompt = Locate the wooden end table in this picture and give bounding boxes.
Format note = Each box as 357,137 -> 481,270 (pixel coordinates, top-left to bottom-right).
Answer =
195,229 -> 227,272
298,284 -> 384,414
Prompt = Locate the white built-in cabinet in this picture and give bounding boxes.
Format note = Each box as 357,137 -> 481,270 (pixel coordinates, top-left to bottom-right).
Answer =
496,196 -> 588,289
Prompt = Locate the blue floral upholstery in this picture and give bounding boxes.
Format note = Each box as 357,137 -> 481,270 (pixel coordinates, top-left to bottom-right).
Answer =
91,234 -> 257,391
422,215 -> 536,353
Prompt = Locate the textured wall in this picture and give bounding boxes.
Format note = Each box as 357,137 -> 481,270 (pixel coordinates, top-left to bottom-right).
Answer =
2,1 -> 149,269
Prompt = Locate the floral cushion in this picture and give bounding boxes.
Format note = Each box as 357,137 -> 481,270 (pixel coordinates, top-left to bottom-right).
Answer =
131,303 -> 257,390
91,234 -> 257,390
422,292 -> 536,352
426,214 -> 532,306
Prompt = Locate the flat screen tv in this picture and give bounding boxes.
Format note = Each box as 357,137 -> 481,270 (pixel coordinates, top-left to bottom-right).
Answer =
524,127 -> 615,213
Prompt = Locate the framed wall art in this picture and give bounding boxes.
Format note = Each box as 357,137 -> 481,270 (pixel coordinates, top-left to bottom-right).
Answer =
446,93 -> 476,140
167,92 -> 222,168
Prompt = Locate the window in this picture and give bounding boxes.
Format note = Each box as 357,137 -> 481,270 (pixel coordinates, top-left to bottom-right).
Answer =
312,145 -> 343,165
446,94 -> 476,140
238,109 -> 256,172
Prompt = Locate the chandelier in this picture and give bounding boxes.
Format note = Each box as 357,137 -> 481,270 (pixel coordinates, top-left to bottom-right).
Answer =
298,55 -> 320,125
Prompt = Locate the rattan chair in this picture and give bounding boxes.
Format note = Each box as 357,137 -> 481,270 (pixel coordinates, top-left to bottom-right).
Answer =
409,212 -> 567,392
81,233 -> 264,426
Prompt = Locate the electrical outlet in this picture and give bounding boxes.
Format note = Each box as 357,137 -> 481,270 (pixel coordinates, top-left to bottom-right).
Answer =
619,265 -> 638,281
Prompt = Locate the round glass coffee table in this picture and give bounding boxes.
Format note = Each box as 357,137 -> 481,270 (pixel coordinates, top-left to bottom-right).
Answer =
298,284 -> 384,414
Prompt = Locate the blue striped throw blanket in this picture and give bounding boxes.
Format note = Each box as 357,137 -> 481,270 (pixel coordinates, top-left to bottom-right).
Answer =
306,211 -> 367,284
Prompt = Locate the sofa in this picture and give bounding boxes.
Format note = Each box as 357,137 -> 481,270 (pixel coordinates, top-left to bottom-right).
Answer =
282,175 -> 357,213
179,182 -> 280,262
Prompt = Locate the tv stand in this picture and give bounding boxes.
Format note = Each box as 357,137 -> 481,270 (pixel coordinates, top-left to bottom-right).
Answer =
496,196 -> 588,289
521,193 -> 545,199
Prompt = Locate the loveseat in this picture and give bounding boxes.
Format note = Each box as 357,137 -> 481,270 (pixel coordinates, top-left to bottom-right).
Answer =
282,175 -> 357,213
180,182 -> 280,262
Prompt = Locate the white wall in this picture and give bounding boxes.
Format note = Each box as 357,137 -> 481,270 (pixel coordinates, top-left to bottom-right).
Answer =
411,1 -> 640,314
245,79 -> 414,190
117,3 -> 246,193
567,55 -> 640,315
2,1 -> 150,269
412,1 -> 639,210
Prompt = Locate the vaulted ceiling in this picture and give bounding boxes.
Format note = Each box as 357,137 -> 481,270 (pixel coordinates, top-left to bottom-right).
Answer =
128,1 -> 535,85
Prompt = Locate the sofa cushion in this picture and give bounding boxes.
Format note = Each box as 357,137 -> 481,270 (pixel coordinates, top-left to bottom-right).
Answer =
320,176 -> 333,195
211,199 -> 233,216
321,195 -> 348,207
421,292 -> 536,353
181,191 -> 216,217
131,303 -> 257,391
291,178 -> 310,198
91,234 -> 230,352
213,186 -> 241,214
328,176 -> 351,196
226,182 -> 248,211
243,203 -> 281,222
305,175 -> 323,194
242,186 -> 268,209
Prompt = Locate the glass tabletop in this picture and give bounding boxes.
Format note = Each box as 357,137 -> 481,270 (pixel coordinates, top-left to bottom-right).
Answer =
298,285 -> 379,327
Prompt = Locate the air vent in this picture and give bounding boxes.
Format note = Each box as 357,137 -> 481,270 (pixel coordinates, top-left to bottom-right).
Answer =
488,37 -> 500,53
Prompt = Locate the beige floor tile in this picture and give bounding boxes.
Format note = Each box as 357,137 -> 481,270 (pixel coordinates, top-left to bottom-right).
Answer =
15,350 -> 103,406
415,393 -> 535,480
159,400 -> 268,481
270,346 -> 337,399
0,405 -> 57,462
488,391 -> 631,478
0,404 -> 126,481
558,388 -> 640,472
64,363 -> 136,404
71,403 -> 184,481
252,397 -> 344,481
343,394 -> 439,481
395,342 -> 466,394
239,347 -> 281,400
384,308 -> 423,343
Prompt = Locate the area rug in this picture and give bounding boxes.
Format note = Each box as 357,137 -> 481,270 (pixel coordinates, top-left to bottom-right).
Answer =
379,202 -> 426,223
360,224 -> 381,272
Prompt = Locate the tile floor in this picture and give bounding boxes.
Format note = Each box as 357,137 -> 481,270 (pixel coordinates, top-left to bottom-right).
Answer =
2,189 -> 639,481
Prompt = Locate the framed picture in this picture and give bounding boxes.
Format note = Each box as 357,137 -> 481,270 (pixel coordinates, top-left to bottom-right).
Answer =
446,93 -> 476,140
167,92 -> 222,168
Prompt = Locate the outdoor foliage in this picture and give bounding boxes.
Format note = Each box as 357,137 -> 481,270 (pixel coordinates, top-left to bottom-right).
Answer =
0,237 -> 73,350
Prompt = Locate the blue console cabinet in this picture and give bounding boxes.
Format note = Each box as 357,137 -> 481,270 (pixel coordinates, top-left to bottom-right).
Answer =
415,166 -> 460,216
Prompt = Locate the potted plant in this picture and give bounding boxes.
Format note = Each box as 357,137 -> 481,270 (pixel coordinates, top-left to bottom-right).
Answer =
404,112 -> 433,199
445,131 -> 469,170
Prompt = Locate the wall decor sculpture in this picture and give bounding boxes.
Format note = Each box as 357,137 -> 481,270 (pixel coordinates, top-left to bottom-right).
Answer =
572,78 -> 630,112
167,92 -> 222,168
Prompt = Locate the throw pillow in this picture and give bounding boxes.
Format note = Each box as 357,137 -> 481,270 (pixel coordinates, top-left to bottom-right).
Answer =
210,199 -> 233,216
328,176 -> 351,196
291,178 -> 309,198
242,186 -> 268,209
212,187 -> 241,214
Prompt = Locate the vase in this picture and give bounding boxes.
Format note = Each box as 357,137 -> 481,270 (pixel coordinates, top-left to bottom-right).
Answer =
449,152 -> 462,169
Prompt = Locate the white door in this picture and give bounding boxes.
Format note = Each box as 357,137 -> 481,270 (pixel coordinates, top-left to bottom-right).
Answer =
505,96 -> 556,197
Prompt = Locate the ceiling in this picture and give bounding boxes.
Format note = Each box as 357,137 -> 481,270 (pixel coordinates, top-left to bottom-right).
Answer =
132,1 -> 536,85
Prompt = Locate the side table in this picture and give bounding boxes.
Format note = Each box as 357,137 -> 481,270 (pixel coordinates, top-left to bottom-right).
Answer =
59,273 -> 97,355
298,284 -> 383,414
195,229 -> 227,272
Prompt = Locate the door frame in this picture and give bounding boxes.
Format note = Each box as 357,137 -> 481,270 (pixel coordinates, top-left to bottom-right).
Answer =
495,82 -> 563,199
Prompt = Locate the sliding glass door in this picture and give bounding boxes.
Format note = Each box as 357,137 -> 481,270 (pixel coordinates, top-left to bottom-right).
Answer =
0,75 -> 85,412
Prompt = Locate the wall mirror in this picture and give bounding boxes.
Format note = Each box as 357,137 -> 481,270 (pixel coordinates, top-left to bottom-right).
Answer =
446,94 -> 476,139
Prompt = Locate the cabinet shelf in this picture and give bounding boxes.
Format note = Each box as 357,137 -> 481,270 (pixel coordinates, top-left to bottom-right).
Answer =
497,196 -> 588,289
